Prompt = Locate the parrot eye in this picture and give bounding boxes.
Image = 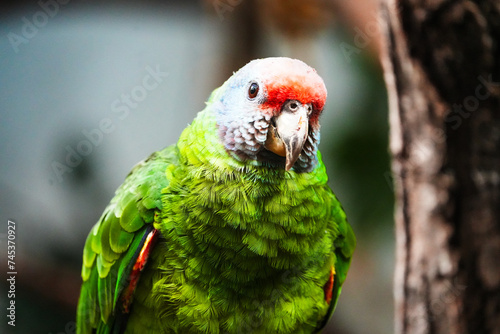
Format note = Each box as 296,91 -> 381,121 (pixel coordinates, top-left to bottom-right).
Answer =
248,82 -> 259,99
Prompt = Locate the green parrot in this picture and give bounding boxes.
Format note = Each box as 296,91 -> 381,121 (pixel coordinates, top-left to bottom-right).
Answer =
76,57 -> 355,334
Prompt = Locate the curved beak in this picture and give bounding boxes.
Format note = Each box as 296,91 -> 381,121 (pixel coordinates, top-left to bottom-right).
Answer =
264,101 -> 310,171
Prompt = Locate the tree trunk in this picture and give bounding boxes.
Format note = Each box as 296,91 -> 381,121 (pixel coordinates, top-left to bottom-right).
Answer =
378,0 -> 500,333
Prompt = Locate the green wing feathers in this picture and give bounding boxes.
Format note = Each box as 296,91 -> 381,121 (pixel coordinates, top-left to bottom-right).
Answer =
323,193 -> 356,330
77,146 -> 178,334
312,191 -> 355,333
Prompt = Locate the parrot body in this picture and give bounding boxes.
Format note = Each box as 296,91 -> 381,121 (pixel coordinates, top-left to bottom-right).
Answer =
77,57 -> 355,334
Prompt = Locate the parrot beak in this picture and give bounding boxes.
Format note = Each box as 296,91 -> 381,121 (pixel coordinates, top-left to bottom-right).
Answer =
264,101 -> 310,171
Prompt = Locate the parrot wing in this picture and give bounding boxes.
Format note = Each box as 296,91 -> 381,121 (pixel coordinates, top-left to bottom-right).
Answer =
316,194 -> 356,332
77,146 -> 178,334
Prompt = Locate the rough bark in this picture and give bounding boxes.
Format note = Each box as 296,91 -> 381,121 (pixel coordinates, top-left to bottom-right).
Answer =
379,0 -> 500,333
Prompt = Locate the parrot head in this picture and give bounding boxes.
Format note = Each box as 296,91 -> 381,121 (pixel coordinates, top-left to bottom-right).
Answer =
213,57 -> 327,172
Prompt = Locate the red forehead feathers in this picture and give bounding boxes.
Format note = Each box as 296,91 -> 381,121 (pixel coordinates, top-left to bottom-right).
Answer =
263,75 -> 327,114
255,60 -> 327,120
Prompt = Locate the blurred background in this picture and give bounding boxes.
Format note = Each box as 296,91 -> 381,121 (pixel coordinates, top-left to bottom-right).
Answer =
0,0 -> 393,333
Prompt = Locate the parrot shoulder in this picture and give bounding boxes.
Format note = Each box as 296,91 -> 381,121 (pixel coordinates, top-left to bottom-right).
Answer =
315,190 -> 356,332
77,145 -> 178,334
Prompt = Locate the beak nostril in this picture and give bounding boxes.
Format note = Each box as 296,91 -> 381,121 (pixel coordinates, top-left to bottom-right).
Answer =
270,117 -> 277,128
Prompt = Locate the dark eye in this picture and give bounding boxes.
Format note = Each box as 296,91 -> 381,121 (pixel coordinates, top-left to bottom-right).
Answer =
248,82 -> 259,99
